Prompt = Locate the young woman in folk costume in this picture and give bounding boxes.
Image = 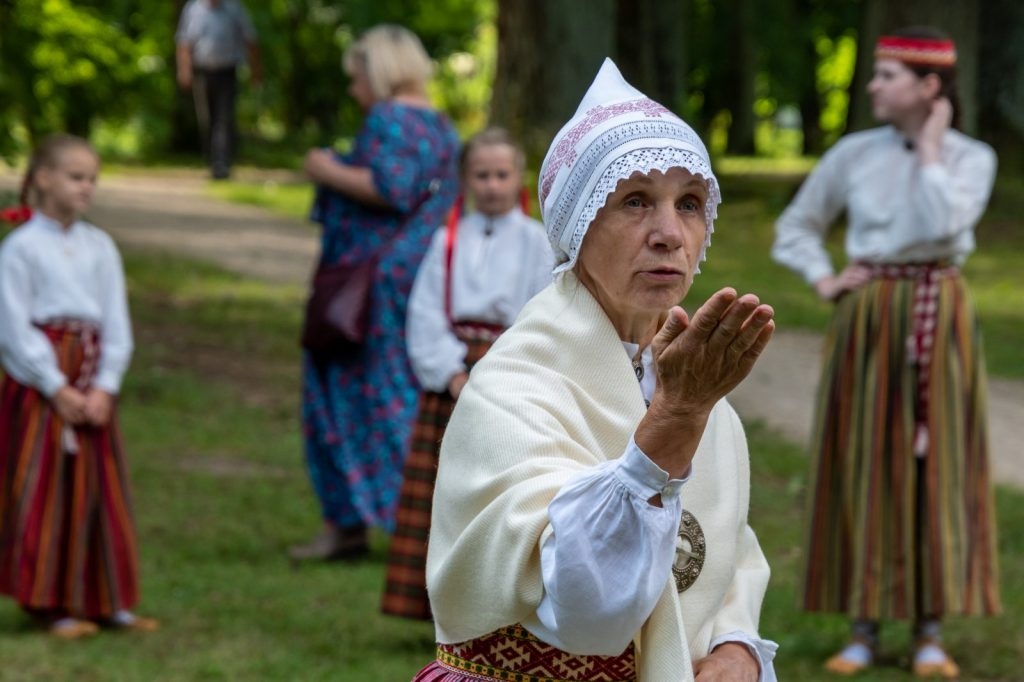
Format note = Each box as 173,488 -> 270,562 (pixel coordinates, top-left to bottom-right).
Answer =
773,28 -> 1000,678
381,128 -> 553,620
0,134 -> 157,638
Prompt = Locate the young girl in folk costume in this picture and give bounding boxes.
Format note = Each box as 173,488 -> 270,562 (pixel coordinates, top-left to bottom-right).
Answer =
381,128 -> 554,620
773,29 -> 999,678
0,135 -> 157,639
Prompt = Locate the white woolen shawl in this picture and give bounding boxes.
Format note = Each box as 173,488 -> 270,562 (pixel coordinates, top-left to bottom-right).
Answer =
427,271 -> 771,682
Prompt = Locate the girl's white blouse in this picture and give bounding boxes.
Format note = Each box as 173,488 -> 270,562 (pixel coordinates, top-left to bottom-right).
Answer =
0,213 -> 133,397
406,207 -> 554,391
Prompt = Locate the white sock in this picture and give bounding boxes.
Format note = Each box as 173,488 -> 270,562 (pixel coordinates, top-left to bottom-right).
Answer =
51,617 -> 81,630
915,643 -> 950,666
836,641 -> 873,666
111,610 -> 137,626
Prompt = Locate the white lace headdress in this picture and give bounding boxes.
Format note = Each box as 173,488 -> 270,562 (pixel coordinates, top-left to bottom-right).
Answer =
539,58 -> 721,274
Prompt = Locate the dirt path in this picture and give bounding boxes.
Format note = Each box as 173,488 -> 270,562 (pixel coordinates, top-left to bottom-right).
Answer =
3,169 -> 1021,489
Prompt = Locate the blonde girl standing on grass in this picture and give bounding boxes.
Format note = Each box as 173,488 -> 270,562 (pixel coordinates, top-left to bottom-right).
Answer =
381,128 -> 553,620
0,134 -> 157,639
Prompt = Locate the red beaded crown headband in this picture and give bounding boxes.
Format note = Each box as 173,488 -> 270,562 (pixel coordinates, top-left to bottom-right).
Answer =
875,36 -> 957,67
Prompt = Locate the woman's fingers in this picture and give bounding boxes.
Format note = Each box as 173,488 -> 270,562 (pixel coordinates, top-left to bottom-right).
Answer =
652,306 -> 689,357
685,288 -> 739,343
727,304 -> 775,357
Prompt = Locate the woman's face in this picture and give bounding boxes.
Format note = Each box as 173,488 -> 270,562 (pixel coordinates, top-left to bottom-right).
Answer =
464,144 -> 522,216
575,167 -> 708,341
867,58 -> 935,123
347,64 -> 376,111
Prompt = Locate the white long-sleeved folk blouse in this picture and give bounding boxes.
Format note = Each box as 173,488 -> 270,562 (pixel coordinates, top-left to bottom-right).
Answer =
0,213 -> 133,397
772,126 -> 996,284
406,206 -> 553,391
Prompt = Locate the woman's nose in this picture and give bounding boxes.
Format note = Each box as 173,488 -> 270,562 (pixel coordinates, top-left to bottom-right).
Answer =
649,204 -> 683,248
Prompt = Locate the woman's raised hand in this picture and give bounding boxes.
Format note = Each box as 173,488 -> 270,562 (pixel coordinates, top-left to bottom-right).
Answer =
918,97 -> 953,165
651,288 -> 774,416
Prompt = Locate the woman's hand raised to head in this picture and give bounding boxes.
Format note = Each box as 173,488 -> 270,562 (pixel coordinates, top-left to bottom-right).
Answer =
651,288 -> 774,417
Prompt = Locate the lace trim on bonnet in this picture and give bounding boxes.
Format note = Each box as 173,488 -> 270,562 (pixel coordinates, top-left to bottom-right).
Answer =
552,146 -> 721,275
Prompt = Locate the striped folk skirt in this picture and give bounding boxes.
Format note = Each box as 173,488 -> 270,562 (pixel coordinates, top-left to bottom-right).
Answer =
381,324 -> 501,620
0,322 -> 139,619
802,266 -> 1001,620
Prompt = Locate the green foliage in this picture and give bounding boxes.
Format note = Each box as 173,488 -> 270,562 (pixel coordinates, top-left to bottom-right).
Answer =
0,0 -> 491,162
0,0 -> 172,149
816,32 -> 858,147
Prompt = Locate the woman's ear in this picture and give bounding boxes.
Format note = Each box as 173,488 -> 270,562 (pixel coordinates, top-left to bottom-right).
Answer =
921,72 -> 942,100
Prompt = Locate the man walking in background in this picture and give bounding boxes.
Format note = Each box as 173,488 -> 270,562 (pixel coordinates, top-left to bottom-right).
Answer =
176,0 -> 262,179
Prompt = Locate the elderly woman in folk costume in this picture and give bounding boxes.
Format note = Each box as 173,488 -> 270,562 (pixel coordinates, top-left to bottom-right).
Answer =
773,28 -> 1000,678
413,60 -> 778,682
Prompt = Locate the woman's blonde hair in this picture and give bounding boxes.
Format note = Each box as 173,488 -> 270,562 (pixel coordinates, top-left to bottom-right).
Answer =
343,24 -> 433,101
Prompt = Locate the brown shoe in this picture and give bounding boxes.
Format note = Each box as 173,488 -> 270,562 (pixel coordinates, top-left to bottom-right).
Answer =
288,525 -> 368,561
913,640 -> 960,679
50,618 -> 99,640
109,613 -> 160,632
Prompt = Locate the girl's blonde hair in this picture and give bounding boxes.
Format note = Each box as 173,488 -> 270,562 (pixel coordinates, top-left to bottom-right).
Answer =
459,127 -> 526,177
21,134 -> 97,207
342,24 -> 433,101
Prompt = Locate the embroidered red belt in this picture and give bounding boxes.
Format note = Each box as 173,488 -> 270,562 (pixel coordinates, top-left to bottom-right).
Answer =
36,318 -> 101,389
864,261 -> 959,456
452,320 -> 505,343
436,623 -> 637,682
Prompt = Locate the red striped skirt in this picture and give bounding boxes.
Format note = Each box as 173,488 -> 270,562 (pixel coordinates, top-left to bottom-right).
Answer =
413,624 -> 637,682
381,323 -> 502,620
0,321 -> 140,618
802,267 -> 1000,619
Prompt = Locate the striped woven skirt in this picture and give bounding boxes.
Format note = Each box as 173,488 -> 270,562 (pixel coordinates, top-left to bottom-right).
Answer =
0,322 -> 139,619
381,323 -> 501,620
802,265 -> 1001,619
412,623 -> 637,682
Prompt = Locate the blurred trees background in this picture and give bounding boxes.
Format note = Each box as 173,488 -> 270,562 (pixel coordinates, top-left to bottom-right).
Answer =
1,0 -> 1022,168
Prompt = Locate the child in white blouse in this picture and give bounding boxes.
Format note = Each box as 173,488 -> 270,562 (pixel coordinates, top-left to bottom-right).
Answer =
380,128 -> 553,619
0,134 -> 157,638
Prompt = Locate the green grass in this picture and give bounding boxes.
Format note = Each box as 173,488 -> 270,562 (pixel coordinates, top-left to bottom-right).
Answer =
0,246 -> 1020,680
205,179 -> 315,222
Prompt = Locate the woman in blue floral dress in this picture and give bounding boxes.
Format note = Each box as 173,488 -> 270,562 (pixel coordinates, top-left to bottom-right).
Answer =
290,25 -> 460,560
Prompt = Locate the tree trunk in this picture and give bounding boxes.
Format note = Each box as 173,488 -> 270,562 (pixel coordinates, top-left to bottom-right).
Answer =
720,0 -> 757,155
978,0 -> 1024,166
615,0 -> 688,116
491,0 -> 614,167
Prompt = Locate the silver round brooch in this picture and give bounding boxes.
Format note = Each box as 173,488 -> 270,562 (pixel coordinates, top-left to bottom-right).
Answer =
672,510 -> 705,592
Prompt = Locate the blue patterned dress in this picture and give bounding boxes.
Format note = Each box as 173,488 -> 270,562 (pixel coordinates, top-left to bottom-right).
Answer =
302,101 -> 460,531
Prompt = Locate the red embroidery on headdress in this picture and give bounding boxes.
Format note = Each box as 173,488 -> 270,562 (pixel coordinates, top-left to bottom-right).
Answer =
875,36 -> 957,67
540,98 -> 669,206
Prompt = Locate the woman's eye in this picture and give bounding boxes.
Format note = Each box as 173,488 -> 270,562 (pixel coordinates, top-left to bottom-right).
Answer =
679,197 -> 700,212
624,197 -> 644,208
